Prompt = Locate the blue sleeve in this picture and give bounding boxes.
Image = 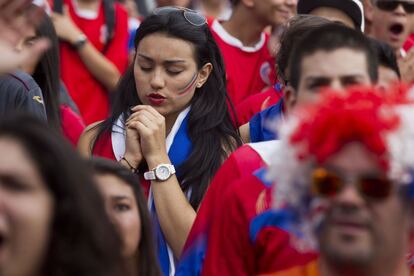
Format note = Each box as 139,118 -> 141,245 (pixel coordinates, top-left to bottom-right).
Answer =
249,99 -> 284,143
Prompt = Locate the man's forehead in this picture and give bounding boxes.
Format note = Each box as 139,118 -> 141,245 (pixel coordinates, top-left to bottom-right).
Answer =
300,48 -> 369,78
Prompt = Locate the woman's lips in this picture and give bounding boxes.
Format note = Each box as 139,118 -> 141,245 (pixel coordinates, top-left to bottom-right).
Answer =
147,93 -> 166,106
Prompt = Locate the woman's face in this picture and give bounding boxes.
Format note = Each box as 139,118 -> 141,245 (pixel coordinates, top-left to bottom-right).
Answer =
134,32 -> 208,120
15,25 -> 39,75
95,174 -> 141,257
0,137 -> 54,276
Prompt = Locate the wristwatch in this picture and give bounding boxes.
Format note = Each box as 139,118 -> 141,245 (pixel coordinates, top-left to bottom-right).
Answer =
144,164 -> 176,181
72,34 -> 88,50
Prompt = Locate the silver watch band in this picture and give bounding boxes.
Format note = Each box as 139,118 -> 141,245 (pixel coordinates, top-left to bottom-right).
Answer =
144,164 -> 175,181
143,171 -> 156,181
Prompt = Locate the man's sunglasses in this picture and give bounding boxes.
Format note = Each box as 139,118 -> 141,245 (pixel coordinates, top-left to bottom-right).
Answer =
376,1 -> 414,13
311,168 -> 393,200
153,7 -> 207,27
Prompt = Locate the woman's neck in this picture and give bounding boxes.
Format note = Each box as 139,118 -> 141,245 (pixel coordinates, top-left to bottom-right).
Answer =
125,255 -> 138,276
75,0 -> 101,11
221,6 -> 266,47
165,111 -> 181,137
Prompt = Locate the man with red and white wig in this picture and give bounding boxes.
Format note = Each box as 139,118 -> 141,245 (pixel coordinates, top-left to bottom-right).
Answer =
266,85 -> 414,276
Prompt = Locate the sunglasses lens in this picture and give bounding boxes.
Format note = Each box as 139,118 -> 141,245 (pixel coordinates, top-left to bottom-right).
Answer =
403,2 -> 414,13
153,7 -> 178,15
377,1 -> 414,13
359,177 -> 392,199
312,168 -> 342,197
377,1 -> 399,10
183,11 -> 207,26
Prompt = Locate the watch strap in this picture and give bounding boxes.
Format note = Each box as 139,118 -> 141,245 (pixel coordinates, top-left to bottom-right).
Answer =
72,34 -> 88,50
144,164 -> 175,181
143,170 -> 156,181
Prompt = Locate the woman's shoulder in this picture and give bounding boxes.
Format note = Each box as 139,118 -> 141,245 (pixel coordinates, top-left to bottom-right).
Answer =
77,120 -> 104,157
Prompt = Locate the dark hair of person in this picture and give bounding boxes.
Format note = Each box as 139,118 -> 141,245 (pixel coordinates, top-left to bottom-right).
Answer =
93,11 -> 242,209
89,157 -> 161,276
370,38 -> 401,78
32,12 -> 61,131
0,114 -> 125,276
288,24 -> 379,90
230,0 -> 240,6
276,15 -> 332,85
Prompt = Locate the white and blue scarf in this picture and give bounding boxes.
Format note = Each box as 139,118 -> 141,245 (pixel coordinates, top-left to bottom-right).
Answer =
112,106 -> 192,276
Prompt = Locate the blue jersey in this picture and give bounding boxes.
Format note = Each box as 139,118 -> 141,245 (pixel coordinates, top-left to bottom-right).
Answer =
249,99 -> 284,142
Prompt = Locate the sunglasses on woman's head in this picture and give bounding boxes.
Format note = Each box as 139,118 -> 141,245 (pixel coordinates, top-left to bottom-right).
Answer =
311,167 -> 393,200
153,7 -> 207,27
376,1 -> 414,13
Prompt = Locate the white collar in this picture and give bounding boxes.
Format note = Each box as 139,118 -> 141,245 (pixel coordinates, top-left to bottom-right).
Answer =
111,106 -> 191,161
248,140 -> 281,166
211,19 -> 266,53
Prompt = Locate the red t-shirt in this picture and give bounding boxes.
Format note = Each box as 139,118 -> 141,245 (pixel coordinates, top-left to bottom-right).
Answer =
404,34 -> 414,51
177,143 -> 270,275
183,144 -> 266,247
59,0 -> 129,125
202,173 -> 316,276
236,86 -> 282,126
209,19 -> 276,106
60,105 -> 85,145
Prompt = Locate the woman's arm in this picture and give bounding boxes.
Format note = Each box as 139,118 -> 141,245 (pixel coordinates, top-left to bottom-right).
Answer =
77,121 -> 102,157
126,105 -> 197,258
51,7 -> 121,91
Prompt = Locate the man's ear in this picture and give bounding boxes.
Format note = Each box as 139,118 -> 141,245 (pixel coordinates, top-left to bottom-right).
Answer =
284,86 -> 297,114
240,0 -> 254,8
196,63 -> 213,89
364,0 -> 374,24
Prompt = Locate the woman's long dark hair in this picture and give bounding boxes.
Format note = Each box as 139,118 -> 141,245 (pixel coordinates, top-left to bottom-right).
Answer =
32,13 -> 61,130
90,157 -> 161,276
94,11 -> 242,208
0,114 -> 125,276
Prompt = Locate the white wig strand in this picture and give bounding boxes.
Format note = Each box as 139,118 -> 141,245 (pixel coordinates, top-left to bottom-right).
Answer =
386,104 -> 414,184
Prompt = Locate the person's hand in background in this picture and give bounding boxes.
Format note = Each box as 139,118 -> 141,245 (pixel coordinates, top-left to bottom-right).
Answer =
0,0 -> 50,75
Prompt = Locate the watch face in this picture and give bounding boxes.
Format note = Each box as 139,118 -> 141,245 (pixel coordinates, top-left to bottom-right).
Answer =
155,165 -> 170,181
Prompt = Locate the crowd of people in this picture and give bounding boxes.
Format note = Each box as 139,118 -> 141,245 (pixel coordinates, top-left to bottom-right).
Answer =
0,0 -> 414,275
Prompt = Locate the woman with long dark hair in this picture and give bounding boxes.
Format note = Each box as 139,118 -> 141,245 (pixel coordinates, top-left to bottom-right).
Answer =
78,7 -> 242,274
91,157 -> 161,276
0,114 -> 124,276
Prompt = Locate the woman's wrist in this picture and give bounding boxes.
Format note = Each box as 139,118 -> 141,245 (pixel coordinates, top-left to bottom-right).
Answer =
123,152 -> 142,168
145,153 -> 171,169
119,156 -> 139,174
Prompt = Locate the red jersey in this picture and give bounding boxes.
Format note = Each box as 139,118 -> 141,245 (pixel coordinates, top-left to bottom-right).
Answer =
209,19 -> 276,105
177,142 -> 275,275
59,0 -> 128,125
264,260 -> 319,276
404,34 -> 414,51
202,170 -> 316,276
236,85 -> 282,126
60,105 -> 85,146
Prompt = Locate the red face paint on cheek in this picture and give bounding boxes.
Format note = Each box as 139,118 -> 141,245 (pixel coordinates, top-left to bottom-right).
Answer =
176,73 -> 198,97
